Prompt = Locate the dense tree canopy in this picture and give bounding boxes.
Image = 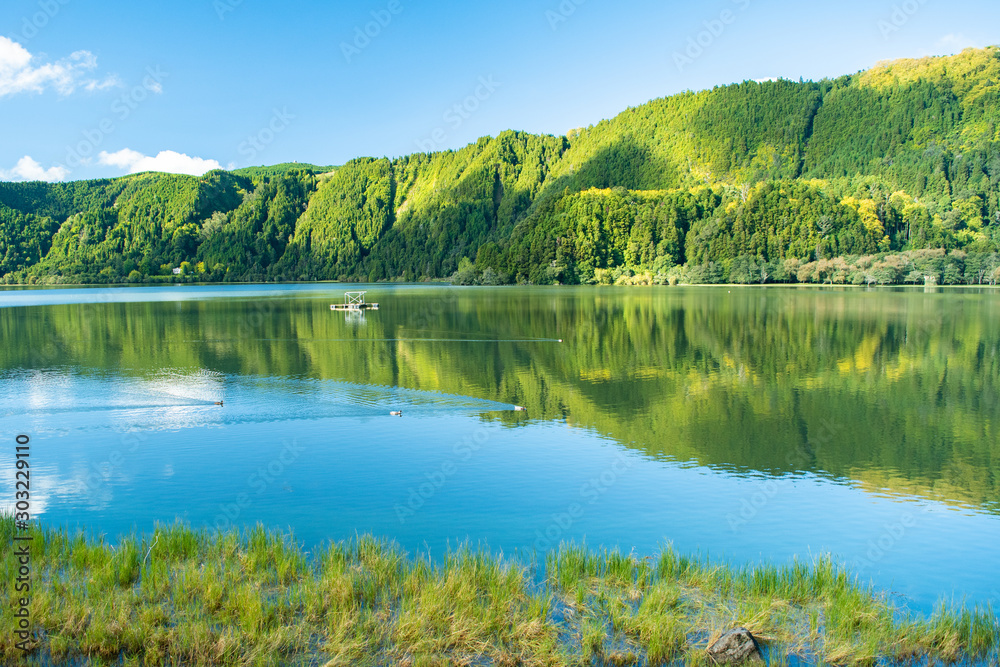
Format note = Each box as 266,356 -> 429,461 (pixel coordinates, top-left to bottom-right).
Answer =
3,48 -> 1000,286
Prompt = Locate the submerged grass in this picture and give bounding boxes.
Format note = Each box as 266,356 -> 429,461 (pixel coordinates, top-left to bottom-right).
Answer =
1,517 -> 997,666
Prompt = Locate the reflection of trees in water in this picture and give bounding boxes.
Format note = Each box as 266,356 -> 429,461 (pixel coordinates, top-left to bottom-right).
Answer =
2,287 -> 998,512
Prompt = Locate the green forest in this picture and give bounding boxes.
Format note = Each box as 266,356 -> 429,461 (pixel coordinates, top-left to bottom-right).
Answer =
3,48 -> 1000,286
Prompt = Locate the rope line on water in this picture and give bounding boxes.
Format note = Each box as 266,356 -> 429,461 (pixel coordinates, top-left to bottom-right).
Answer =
181,337 -> 563,343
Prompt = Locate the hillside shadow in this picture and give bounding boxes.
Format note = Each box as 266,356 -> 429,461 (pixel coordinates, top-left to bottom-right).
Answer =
571,141 -> 678,192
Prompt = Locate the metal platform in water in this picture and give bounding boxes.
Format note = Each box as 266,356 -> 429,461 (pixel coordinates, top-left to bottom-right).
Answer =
331,291 -> 379,311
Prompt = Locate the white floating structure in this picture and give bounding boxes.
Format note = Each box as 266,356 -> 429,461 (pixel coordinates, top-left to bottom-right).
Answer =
331,291 -> 379,311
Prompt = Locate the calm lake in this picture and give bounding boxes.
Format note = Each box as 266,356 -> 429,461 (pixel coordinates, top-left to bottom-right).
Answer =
1,284 -> 998,614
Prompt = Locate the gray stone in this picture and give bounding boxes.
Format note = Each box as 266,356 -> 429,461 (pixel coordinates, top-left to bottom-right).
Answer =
706,627 -> 761,664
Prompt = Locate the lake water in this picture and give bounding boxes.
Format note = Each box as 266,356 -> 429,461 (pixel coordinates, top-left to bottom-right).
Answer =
1,283 -> 998,614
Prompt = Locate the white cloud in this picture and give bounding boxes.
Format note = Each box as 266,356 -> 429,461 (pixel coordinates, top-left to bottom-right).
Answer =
0,156 -> 69,182
0,36 -> 118,98
932,34 -> 983,54
98,149 -> 222,176
0,36 -> 31,72
753,77 -> 779,83
84,75 -> 123,92
98,148 -> 145,170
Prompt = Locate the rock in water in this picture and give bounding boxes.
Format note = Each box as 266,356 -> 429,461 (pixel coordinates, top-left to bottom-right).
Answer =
707,627 -> 761,663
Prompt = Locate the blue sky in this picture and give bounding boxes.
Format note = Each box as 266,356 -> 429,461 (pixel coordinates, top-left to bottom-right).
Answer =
1,0 -> 997,182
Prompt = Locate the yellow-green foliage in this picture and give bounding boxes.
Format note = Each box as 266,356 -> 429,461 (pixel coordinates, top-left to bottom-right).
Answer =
3,49 -> 1000,286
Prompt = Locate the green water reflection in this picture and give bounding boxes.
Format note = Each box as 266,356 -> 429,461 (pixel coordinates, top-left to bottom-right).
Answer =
3,285 -> 997,513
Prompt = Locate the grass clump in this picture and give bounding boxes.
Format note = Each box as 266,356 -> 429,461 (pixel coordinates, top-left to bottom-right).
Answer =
0,516 -> 997,665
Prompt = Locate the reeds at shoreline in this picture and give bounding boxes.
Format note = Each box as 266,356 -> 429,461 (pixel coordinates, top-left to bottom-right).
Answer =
1,516 -> 996,666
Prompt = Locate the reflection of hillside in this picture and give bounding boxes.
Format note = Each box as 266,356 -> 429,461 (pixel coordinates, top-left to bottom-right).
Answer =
848,467 -> 994,514
2,287 -> 998,513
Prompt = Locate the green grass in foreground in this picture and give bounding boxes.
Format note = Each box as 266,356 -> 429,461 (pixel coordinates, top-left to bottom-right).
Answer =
1,517 -> 997,666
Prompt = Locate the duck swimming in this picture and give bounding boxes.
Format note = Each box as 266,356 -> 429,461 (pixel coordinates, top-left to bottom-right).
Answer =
390,410 -> 402,416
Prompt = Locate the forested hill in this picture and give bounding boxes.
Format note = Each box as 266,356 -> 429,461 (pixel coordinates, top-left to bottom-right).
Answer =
3,47 -> 1000,286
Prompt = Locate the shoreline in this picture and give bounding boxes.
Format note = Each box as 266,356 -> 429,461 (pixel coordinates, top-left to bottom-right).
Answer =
2,517 -> 997,666
2,279 -> 999,290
